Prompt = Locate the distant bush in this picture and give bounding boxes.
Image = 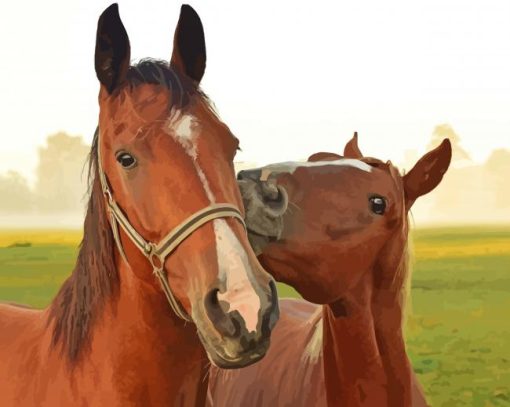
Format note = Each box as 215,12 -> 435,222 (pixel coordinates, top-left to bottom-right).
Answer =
0,171 -> 34,212
35,132 -> 89,213
7,242 -> 32,248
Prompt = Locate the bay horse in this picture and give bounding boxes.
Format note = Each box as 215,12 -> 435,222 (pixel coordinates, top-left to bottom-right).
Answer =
0,4 -> 278,406
208,134 -> 451,406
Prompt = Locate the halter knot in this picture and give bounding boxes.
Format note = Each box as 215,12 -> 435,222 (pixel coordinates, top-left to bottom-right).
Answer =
148,248 -> 163,272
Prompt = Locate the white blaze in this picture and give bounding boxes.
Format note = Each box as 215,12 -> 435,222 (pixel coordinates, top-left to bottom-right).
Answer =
215,220 -> 260,333
168,112 -> 261,333
170,110 -> 198,159
259,158 -> 372,180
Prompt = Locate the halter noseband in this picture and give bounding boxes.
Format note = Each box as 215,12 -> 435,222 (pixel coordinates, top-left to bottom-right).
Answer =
97,134 -> 246,322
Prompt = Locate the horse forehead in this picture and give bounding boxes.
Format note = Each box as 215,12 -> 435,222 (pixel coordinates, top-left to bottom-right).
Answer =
166,110 -> 196,142
259,159 -> 372,180
105,86 -> 168,120
164,110 -> 215,156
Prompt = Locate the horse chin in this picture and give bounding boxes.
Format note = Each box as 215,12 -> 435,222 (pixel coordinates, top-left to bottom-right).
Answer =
253,268 -> 335,307
277,276 -> 338,305
299,289 -> 339,305
207,341 -> 269,369
196,327 -> 270,369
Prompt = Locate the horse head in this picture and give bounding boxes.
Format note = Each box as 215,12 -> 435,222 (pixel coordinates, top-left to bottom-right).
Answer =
94,4 -> 278,368
237,133 -> 451,304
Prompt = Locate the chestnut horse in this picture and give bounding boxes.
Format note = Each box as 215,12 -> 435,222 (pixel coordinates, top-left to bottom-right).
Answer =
0,4 -> 278,406
208,134 -> 451,406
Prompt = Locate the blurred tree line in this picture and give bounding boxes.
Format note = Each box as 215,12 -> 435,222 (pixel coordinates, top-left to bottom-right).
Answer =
0,132 -> 89,214
0,171 -> 33,212
0,127 -> 509,223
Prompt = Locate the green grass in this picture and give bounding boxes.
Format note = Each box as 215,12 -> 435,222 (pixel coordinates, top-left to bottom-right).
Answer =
0,226 -> 509,406
0,244 -> 78,308
406,226 -> 510,407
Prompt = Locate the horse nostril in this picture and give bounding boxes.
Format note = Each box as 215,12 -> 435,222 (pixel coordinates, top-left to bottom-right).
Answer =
204,288 -> 241,338
204,289 -> 218,316
261,181 -> 280,202
230,314 -> 242,338
261,183 -> 288,215
205,290 -> 226,328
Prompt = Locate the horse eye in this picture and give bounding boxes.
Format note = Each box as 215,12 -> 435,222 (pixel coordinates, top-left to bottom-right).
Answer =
369,196 -> 386,215
116,152 -> 137,169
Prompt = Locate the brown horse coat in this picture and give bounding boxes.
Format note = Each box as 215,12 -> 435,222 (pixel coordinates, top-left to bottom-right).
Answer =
0,4 -> 279,406
209,134 -> 451,406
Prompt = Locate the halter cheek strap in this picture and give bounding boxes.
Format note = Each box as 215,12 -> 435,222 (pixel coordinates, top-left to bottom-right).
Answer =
97,136 -> 246,322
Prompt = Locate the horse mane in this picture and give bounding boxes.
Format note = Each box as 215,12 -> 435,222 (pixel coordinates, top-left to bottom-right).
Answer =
48,59 -> 196,363
48,133 -> 118,363
396,227 -> 412,325
388,163 -> 413,326
400,233 -> 414,326
397,167 -> 414,327
370,161 -> 413,313
126,58 -> 196,102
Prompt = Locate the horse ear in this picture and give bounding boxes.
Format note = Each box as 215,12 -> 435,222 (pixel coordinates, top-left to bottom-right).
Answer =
307,152 -> 342,162
95,4 -> 131,94
170,5 -> 206,83
403,139 -> 452,208
343,132 -> 363,158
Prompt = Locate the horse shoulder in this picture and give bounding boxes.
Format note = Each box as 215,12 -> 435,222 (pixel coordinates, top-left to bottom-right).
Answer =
0,304 -> 54,405
0,303 -> 46,351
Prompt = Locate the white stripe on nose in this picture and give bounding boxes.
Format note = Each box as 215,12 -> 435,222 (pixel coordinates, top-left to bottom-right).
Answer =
215,219 -> 261,333
167,111 -> 261,332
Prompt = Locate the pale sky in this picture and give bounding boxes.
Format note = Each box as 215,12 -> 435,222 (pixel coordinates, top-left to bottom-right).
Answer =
1,0 -> 509,185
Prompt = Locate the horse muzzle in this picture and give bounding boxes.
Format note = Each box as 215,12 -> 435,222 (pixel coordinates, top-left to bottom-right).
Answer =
237,173 -> 289,255
195,279 -> 279,368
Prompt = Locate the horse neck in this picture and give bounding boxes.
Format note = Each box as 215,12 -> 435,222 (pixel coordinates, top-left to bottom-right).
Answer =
371,240 -> 413,407
85,259 -> 208,406
322,271 -> 388,406
321,237 -> 413,407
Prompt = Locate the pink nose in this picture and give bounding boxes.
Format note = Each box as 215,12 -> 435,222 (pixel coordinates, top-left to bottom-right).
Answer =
203,280 -> 279,354
217,282 -> 260,333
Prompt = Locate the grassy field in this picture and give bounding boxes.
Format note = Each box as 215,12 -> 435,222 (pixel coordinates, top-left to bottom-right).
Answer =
0,226 -> 509,406
406,226 -> 510,407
